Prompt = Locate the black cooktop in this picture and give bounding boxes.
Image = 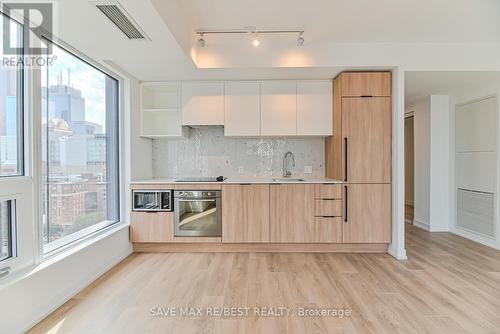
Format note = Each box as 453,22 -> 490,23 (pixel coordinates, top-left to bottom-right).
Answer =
174,176 -> 226,182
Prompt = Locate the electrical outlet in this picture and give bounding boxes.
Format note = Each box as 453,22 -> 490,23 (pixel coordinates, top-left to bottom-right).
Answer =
304,166 -> 313,174
173,166 -> 178,174
238,166 -> 244,174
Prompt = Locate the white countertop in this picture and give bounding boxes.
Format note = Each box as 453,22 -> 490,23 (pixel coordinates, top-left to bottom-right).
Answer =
130,176 -> 343,184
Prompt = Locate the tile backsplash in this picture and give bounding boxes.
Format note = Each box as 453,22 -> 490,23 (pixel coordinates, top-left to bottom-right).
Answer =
152,127 -> 325,178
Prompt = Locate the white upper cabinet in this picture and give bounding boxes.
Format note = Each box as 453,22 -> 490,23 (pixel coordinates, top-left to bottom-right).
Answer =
181,81 -> 225,126
261,81 -> 297,136
225,81 -> 261,136
297,80 -> 333,136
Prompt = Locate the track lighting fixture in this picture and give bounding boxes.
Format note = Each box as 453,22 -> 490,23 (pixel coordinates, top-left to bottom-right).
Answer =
195,29 -> 304,48
252,34 -> 260,47
297,32 -> 304,46
198,33 -> 205,47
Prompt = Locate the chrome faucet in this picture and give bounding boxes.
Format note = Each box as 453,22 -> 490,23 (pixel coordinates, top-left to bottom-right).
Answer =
282,151 -> 295,178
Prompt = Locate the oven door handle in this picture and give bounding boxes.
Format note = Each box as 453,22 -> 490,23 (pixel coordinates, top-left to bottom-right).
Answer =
177,199 -> 216,202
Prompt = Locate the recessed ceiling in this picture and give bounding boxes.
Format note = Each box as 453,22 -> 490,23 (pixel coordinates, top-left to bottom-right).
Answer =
175,0 -> 500,44
48,0 -> 500,81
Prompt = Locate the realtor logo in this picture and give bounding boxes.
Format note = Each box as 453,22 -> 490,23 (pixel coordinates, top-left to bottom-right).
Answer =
2,2 -> 53,55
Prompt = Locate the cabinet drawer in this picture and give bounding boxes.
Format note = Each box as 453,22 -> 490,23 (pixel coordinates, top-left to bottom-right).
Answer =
314,217 -> 342,243
341,72 -> 391,97
130,212 -> 174,242
315,199 -> 342,217
315,184 -> 342,199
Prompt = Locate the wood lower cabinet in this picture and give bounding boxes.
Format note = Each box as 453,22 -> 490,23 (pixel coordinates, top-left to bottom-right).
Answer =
270,184 -> 315,243
222,184 -> 270,243
315,217 -> 342,243
343,184 -> 391,243
130,211 -> 174,242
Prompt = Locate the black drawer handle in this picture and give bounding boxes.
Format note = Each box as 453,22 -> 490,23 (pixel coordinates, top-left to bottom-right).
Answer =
344,138 -> 348,182
321,215 -> 338,218
344,185 -> 348,223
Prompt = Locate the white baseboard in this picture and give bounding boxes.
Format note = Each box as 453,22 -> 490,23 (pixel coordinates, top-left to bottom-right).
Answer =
451,227 -> 500,251
413,219 -> 430,231
412,220 -> 449,232
387,245 -> 408,260
429,225 -> 450,232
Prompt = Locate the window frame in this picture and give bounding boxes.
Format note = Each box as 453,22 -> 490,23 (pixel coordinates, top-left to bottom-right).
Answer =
37,35 -> 124,258
0,11 -> 25,177
0,197 -> 17,264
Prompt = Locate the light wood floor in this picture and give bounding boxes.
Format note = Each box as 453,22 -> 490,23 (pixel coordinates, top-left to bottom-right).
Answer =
29,224 -> 500,334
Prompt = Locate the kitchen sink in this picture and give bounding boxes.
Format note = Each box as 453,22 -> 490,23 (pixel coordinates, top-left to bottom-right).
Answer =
272,178 -> 305,182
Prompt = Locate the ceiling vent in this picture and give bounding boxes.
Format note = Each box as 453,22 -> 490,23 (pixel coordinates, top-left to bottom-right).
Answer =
92,1 -> 150,40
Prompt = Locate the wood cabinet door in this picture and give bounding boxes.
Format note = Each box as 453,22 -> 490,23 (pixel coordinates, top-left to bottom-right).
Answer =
224,81 -> 261,136
222,184 -> 270,243
297,80 -> 332,136
341,72 -> 391,97
315,217 -> 342,243
342,97 -> 391,183
325,77 -> 342,179
181,81 -> 224,125
270,184 -> 315,243
260,81 -> 297,136
130,212 -> 174,242
342,184 -> 391,243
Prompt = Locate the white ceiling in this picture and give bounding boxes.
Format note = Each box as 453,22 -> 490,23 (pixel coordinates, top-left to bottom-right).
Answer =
51,0 -> 500,81
175,0 -> 500,44
405,71 -> 500,104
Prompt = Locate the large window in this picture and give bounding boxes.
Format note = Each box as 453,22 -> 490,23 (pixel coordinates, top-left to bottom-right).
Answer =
0,13 -> 23,176
41,42 -> 120,253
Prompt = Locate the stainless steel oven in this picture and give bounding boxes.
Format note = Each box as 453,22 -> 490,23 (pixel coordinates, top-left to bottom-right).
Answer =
132,190 -> 173,212
174,190 -> 222,237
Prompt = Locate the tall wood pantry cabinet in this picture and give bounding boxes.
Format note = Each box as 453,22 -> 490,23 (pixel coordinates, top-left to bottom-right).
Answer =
325,72 -> 392,243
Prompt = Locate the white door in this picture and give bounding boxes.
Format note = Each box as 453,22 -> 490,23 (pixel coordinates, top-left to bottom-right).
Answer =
224,81 -> 260,136
261,81 -> 297,136
297,80 -> 332,136
181,81 -> 224,125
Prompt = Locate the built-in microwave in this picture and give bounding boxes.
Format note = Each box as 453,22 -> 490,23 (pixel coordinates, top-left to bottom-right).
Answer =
132,190 -> 173,212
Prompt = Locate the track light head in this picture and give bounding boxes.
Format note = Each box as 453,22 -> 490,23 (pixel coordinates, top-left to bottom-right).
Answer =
198,33 -> 205,47
252,36 -> 260,47
297,32 -> 304,46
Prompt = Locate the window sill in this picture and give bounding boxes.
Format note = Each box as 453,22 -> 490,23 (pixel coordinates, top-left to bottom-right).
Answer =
0,222 -> 130,289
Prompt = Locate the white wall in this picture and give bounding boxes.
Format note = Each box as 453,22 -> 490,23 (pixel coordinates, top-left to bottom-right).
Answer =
411,97 -> 431,228
429,95 -> 450,231
129,78 -> 153,180
409,95 -> 450,232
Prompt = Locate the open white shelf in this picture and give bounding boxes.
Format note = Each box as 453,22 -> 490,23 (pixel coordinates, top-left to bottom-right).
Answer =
140,82 -> 188,138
